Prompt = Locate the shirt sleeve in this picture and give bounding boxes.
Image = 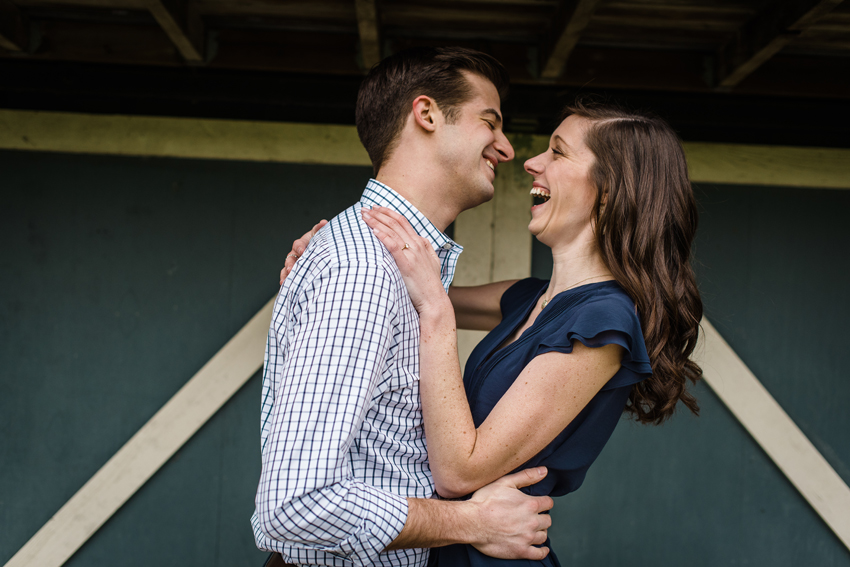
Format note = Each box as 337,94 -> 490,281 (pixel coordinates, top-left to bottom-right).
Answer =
254,260 -> 409,566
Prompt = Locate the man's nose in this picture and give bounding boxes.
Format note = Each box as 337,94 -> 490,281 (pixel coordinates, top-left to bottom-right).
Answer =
495,131 -> 515,163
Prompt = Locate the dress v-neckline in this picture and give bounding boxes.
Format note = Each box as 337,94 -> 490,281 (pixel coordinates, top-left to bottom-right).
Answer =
491,280 -> 617,358
493,284 -> 548,354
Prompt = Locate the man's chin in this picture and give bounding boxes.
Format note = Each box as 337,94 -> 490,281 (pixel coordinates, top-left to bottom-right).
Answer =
474,185 -> 495,206
458,192 -> 493,214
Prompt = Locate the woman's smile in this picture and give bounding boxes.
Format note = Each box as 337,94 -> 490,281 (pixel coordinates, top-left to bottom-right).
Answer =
524,115 -> 598,246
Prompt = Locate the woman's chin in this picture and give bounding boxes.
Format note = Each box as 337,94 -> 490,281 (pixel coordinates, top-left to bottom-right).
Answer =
529,224 -> 552,247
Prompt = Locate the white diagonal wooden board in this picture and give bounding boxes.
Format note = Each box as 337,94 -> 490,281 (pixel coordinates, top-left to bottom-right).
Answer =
695,319 -> 850,551
6,309 -> 850,566
4,298 -> 275,567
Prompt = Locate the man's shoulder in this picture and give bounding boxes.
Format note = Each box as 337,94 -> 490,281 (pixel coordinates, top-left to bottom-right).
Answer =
274,203 -> 405,325
286,203 -> 401,290
308,203 -> 393,268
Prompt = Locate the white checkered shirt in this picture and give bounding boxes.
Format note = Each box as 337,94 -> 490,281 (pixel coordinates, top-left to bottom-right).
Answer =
252,179 -> 463,567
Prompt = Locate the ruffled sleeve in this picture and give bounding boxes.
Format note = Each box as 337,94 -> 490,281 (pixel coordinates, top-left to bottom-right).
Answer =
536,289 -> 652,390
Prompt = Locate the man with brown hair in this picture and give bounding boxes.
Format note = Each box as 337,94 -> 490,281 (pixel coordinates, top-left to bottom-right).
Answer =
252,47 -> 553,567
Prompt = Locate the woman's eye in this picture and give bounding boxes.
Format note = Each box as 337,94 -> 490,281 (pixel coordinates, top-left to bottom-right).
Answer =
551,147 -> 563,156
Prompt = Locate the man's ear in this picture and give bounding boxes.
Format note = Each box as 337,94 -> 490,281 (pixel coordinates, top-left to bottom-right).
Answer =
412,95 -> 438,132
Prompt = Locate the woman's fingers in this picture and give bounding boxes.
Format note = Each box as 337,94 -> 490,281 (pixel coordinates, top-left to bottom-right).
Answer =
360,207 -> 442,271
280,219 -> 329,284
370,207 -> 422,244
362,209 -> 410,253
361,207 -> 447,314
362,207 -> 434,259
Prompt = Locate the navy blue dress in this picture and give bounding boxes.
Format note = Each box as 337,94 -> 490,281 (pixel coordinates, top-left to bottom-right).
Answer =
430,279 -> 652,567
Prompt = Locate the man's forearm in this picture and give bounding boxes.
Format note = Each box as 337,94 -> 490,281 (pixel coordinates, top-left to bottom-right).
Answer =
386,468 -> 553,561
386,498 -> 478,550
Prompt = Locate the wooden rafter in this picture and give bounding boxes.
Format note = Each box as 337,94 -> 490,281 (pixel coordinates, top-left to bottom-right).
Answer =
540,0 -> 604,80
717,0 -> 845,88
354,0 -> 381,71
0,0 -> 29,52
144,0 -> 204,63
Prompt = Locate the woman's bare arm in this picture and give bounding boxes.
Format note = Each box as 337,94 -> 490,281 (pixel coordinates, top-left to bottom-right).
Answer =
418,304 -> 622,497
449,281 -> 516,331
362,206 -> 623,498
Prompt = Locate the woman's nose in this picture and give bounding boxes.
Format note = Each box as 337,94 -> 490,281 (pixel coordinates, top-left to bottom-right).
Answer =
525,153 -> 544,175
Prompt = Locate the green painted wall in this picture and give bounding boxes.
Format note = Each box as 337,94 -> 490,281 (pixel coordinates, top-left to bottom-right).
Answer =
3,149 -> 849,566
534,184 -> 850,565
0,150 -> 372,566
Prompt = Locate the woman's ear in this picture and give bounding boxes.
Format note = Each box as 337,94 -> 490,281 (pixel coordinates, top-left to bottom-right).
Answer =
412,95 -> 438,132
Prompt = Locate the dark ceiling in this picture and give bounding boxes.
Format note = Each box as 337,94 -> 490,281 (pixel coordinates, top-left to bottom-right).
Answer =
1,0 -> 849,145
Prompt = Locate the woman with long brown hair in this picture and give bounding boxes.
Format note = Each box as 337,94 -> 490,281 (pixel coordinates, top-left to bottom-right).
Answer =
356,99 -> 703,566
282,100 -> 702,565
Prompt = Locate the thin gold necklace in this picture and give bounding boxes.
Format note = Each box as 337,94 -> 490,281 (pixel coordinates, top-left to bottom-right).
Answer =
540,274 -> 611,309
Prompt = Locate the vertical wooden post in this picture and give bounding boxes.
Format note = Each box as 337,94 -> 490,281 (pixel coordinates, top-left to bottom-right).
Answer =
0,0 -> 29,52
453,134 -> 546,369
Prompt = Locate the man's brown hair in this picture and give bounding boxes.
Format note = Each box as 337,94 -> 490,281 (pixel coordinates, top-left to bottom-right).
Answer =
355,46 -> 509,175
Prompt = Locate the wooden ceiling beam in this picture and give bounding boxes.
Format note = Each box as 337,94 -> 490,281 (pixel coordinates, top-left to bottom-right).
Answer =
3,58 -> 849,147
0,0 -> 30,52
12,0 -> 146,6
540,0 -> 604,80
716,0 -> 845,88
144,0 -> 204,63
354,0 -> 381,71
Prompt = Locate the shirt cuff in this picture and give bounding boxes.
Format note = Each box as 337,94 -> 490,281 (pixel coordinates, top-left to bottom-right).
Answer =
332,485 -> 409,565
255,481 -> 410,567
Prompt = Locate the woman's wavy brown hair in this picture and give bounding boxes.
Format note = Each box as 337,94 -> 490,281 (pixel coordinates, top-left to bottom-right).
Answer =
564,99 -> 703,424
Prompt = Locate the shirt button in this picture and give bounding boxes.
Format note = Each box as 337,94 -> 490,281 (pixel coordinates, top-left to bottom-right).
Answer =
442,243 -> 453,250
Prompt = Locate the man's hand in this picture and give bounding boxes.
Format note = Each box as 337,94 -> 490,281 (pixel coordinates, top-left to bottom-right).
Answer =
468,467 -> 554,560
387,467 -> 553,558
280,220 -> 328,284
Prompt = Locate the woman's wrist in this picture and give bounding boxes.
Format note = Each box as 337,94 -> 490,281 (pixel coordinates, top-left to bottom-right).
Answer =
417,295 -> 455,328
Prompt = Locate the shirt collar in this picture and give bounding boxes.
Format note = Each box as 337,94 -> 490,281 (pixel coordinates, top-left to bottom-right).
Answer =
360,179 -> 463,255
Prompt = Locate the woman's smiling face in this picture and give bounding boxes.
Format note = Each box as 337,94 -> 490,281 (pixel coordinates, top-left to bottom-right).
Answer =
525,114 -> 599,248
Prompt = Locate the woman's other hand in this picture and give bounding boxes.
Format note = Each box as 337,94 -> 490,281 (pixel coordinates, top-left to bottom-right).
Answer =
280,220 -> 328,284
361,207 -> 451,316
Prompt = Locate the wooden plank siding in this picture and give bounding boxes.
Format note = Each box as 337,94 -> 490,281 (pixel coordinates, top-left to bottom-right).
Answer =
2,102 -> 850,566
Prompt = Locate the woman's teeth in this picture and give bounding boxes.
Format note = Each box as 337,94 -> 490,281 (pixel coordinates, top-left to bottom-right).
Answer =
530,187 -> 550,203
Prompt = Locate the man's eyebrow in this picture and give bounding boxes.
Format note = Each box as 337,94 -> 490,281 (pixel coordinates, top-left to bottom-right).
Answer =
482,108 -> 503,124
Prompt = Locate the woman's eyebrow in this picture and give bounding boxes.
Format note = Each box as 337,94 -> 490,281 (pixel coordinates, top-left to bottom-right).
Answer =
552,134 -> 570,150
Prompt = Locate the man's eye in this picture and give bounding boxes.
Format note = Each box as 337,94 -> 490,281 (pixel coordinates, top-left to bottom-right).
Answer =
485,121 -> 495,130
